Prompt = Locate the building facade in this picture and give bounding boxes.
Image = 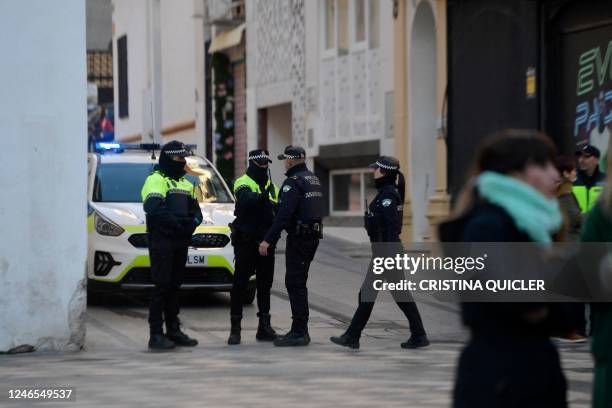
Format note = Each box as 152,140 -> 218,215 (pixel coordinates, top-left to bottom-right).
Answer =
246,0 -> 397,219
111,0 -> 205,148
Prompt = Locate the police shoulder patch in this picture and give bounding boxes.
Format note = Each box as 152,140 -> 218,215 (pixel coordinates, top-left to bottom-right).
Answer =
282,184 -> 292,193
382,198 -> 393,207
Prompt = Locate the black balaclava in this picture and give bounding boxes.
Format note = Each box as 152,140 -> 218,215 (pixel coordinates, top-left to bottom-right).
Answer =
247,161 -> 268,187
375,172 -> 397,190
159,152 -> 186,180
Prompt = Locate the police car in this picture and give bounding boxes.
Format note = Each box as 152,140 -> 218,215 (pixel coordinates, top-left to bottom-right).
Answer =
87,143 -> 254,302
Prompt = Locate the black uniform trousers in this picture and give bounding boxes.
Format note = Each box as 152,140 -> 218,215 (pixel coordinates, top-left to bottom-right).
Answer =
285,234 -> 319,335
148,232 -> 189,335
230,236 -> 275,317
346,254 -> 426,339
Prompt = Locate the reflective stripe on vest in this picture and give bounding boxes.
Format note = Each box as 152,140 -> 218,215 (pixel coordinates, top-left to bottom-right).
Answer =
233,174 -> 279,203
141,171 -> 196,202
572,185 -> 603,213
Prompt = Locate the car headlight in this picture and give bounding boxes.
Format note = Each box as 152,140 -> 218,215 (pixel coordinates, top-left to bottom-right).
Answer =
94,212 -> 125,236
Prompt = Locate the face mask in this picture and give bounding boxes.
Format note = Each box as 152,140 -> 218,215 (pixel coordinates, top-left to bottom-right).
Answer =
247,162 -> 268,185
159,153 -> 186,179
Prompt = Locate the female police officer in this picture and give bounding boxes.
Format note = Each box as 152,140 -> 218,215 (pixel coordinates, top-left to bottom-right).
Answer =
330,156 -> 429,350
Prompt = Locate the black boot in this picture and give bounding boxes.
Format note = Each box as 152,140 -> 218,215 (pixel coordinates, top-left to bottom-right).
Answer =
227,315 -> 241,345
330,333 -> 360,349
273,331 -> 310,347
166,320 -> 198,347
148,334 -> 175,350
401,334 -> 430,349
256,313 -> 277,341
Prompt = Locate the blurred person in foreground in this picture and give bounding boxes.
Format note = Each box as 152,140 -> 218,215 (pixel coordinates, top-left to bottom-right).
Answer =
439,130 -> 567,407
580,138 -> 612,408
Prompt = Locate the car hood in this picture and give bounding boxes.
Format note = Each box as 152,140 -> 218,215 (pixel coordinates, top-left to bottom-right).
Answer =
90,202 -> 235,229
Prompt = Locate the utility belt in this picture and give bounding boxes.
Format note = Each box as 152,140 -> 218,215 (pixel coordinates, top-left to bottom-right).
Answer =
292,221 -> 323,240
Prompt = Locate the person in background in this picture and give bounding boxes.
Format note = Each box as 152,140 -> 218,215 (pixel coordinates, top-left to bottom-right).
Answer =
574,145 -> 606,213
553,156 -> 587,343
330,156 -> 428,350
580,139 -> 612,408
439,130 -> 567,407
227,149 -> 279,345
555,156 -> 581,242
259,146 -> 323,347
141,141 -> 201,350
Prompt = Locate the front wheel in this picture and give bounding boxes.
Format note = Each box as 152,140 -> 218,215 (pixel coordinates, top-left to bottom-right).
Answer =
243,288 -> 256,305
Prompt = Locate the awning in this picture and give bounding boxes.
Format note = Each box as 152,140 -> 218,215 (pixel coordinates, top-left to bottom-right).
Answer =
208,23 -> 246,54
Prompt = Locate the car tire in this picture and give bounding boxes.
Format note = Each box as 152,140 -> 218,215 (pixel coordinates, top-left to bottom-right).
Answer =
243,288 -> 256,305
87,290 -> 106,306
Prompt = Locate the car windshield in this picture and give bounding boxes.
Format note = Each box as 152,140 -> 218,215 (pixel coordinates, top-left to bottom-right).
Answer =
93,162 -> 233,203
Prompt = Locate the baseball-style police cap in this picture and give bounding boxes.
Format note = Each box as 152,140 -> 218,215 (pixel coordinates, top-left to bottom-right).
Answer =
369,156 -> 400,171
575,144 -> 601,158
277,145 -> 306,160
248,149 -> 272,164
162,140 -> 191,157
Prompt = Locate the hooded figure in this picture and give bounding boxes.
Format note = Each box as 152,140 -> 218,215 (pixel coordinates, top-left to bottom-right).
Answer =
140,140 -> 202,350
227,149 -> 280,345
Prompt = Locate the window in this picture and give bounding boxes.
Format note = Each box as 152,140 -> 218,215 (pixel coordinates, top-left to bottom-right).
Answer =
354,0 -> 366,43
338,0 -> 349,54
369,0 -> 379,48
117,35 -> 129,118
93,162 -> 233,203
324,0 -> 336,50
322,0 -> 379,55
330,168 -> 377,215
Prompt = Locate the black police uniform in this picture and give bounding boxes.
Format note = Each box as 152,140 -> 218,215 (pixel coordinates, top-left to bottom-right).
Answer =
331,157 -> 428,349
227,150 -> 279,345
141,141 -> 202,350
264,147 -> 323,346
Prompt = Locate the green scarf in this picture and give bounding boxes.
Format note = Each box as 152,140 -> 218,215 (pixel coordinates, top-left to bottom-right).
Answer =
476,171 -> 562,244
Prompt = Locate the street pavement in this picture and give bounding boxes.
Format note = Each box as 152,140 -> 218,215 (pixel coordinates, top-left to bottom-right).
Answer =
0,233 -> 594,407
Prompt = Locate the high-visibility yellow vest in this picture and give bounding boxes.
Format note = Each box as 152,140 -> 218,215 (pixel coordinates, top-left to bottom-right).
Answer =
233,174 -> 279,203
572,185 -> 603,213
141,171 -> 196,202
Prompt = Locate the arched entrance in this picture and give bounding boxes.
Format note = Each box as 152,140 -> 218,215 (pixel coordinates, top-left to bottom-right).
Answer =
409,1 -> 437,241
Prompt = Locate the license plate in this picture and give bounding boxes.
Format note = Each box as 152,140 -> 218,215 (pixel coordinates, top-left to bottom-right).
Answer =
186,254 -> 206,265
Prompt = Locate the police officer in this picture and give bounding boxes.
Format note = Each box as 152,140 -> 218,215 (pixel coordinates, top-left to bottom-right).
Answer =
227,149 -> 280,345
258,146 -> 323,347
573,144 -> 607,213
141,141 -> 201,350
330,156 -> 429,349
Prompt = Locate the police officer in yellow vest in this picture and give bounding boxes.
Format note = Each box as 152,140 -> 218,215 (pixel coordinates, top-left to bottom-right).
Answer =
573,145 -> 607,213
227,149 -> 280,345
141,141 -> 201,350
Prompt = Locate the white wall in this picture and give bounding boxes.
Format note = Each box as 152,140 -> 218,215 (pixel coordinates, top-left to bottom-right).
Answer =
112,0 -> 148,141
160,0 -> 197,134
0,0 -> 87,352
112,0 -> 198,144
267,104 -> 293,182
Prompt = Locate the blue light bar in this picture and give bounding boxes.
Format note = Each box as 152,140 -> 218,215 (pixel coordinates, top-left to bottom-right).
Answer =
95,142 -> 124,153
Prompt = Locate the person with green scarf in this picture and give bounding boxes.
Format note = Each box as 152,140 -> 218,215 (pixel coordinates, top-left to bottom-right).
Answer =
439,130 -> 568,407
580,176 -> 612,408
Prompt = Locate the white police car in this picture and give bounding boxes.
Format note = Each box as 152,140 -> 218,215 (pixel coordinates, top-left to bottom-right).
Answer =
87,143 -> 254,302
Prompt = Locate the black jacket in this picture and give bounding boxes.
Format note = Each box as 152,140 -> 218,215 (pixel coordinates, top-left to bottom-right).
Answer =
439,200 -> 565,338
232,167 -> 277,240
365,180 -> 402,242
